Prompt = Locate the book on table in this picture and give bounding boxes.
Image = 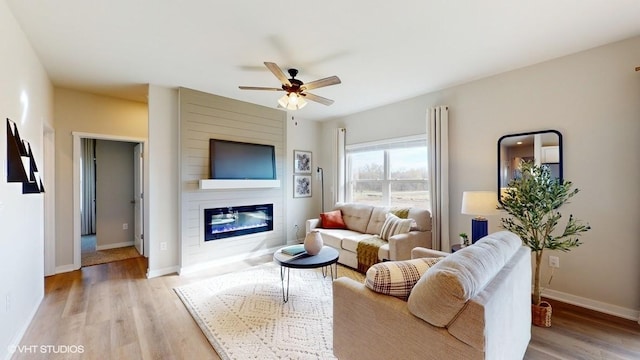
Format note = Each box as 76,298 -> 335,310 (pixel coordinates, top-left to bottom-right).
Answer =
281,244 -> 306,256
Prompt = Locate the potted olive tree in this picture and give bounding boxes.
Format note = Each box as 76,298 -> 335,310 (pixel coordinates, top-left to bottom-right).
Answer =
499,161 -> 590,327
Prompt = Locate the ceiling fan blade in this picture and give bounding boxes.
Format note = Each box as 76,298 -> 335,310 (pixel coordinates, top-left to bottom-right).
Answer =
264,62 -> 292,87
301,76 -> 341,91
303,92 -> 335,106
239,86 -> 284,91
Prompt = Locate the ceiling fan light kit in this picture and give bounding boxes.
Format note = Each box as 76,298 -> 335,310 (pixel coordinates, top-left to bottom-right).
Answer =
278,93 -> 308,110
239,62 -> 341,110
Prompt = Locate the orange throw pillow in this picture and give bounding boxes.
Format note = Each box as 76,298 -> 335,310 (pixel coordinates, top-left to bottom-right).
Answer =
319,210 -> 347,229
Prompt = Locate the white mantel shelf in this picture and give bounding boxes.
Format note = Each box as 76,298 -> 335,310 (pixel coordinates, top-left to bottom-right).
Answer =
198,179 -> 281,190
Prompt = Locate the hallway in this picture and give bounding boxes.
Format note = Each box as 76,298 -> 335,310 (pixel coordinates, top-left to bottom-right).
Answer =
81,235 -> 141,267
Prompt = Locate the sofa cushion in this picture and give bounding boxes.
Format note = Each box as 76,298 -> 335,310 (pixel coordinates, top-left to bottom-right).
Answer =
365,206 -> 390,235
390,207 -> 422,231
389,207 -> 410,219
319,210 -> 347,229
407,231 -> 522,327
336,203 -> 374,233
314,229 -> 362,249
379,213 -> 413,240
341,234 -> 380,253
365,258 -> 442,300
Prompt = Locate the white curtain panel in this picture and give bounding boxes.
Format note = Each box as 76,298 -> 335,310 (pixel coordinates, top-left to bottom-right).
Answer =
81,138 -> 96,235
427,106 -> 449,251
334,127 -> 346,206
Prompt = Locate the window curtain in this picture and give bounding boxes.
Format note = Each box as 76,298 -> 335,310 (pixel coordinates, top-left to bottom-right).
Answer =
427,106 -> 449,251
333,128 -> 346,206
81,138 -> 96,235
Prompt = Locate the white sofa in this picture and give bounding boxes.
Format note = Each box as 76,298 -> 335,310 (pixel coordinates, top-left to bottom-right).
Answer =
333,231 -> 532,360
305,203 -> 432,269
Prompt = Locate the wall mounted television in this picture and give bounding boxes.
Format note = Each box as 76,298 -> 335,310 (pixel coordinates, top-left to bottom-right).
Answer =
209,139 -> 276,180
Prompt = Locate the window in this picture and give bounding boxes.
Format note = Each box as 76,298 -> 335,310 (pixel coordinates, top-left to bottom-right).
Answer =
346,136 -> 429,208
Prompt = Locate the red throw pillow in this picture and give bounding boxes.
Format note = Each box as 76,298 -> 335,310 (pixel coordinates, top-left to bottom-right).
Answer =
319,210 -> 346,229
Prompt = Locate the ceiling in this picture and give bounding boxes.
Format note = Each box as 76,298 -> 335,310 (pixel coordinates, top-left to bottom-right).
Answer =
6,0 -> 640,121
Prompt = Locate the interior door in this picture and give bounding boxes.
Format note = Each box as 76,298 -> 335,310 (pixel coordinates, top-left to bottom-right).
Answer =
133,143 -> 144,255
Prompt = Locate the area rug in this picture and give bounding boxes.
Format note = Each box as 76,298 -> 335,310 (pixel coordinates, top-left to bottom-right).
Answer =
174,263 -> 341,360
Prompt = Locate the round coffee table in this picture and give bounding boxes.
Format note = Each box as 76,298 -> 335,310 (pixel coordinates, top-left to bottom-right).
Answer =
273,246 -> 339,303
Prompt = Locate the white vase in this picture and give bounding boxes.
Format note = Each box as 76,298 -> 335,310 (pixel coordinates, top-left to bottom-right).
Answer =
304,230 -> 323,255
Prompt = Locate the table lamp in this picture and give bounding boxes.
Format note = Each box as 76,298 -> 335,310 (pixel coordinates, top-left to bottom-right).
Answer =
461,191 -> 498,243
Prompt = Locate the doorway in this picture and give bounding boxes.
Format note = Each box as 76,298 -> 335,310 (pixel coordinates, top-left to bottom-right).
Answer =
72,132 -> 149,269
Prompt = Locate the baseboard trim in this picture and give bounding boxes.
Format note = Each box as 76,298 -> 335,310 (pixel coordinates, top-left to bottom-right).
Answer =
179,246 -> 285,276
542,288 -> 640,322
3,293 -> 44,360
55,264 -> 79,274
96,241 -> 135,251
136,243 -> 299,278
146,265 -> 180,279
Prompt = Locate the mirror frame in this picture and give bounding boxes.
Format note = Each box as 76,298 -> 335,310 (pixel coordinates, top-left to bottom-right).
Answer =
497,129 -> 563,204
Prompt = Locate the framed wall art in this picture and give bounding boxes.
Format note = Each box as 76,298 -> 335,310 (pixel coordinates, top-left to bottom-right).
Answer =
293,150 -> 312,174
293,175 -> 311,198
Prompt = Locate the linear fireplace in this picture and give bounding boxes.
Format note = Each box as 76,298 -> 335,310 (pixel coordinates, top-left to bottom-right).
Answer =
203,204 -> 273,241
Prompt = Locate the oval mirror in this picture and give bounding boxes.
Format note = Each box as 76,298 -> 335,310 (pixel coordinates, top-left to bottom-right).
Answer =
497,130 -> 563,203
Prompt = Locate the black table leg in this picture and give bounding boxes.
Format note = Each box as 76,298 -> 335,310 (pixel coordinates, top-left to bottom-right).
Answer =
321,262 -> 338,280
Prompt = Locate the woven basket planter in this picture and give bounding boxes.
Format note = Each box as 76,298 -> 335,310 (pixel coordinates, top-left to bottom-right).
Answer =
532,301 -> 552,327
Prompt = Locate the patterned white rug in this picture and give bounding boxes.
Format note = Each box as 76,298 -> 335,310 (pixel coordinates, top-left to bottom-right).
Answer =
174,263 -> 337,360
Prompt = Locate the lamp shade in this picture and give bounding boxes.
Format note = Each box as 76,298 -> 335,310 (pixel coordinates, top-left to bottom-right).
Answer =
461,191 -> 498,217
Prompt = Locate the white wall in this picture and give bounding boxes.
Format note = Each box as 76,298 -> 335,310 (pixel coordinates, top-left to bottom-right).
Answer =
147,85 -> 180,277
53,89 -> 147,270
0,1 -> 53,358
322,36 -> 640,319
285,114 -> 324,242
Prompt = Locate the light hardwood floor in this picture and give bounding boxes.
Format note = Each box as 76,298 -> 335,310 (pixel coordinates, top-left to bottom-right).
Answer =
13,256 -> 640,360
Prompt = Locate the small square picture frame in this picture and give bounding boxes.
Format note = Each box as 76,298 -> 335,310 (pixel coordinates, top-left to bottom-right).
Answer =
293,150 -> 312,174
293,175 -> 312,198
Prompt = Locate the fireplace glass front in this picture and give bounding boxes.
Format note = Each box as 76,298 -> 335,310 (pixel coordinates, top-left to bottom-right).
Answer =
203,204 -> 273,241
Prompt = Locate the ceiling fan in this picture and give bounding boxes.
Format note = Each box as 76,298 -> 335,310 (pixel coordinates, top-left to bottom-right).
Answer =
239,62 -> 341,110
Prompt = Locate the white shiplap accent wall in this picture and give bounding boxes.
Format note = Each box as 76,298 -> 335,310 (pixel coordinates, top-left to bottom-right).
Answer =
179,88 -> 286,268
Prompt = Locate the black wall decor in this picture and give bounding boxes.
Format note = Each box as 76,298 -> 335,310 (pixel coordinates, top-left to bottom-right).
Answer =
6,118 -> 44,194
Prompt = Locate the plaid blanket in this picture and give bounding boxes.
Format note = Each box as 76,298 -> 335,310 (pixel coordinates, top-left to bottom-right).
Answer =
356,235 -> 388,273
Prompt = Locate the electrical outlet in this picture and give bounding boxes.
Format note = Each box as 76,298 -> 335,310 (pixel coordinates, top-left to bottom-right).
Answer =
549,255 -> 560,268
160,242 -> 167,251
122,223 -> 128,230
